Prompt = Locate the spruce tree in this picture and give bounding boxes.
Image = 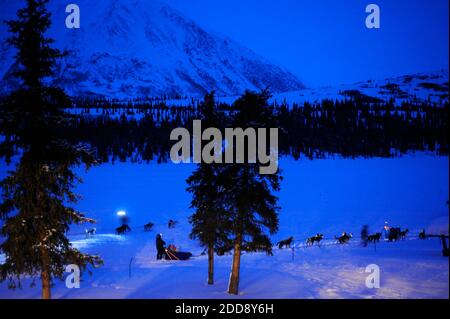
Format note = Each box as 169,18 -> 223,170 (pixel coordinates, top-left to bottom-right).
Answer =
0,0 -> 101,299
187,164 -> 231,285
224,90 -> 281,295
187,92 -> 232,285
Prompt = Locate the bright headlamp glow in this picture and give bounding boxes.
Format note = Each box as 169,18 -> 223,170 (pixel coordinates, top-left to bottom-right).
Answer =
117,210 -> 126,217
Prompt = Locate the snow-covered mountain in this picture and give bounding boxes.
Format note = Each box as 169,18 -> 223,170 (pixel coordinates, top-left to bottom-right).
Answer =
0,0 -> 304,98
145,70 -> 448,108
270,69 -> 449,106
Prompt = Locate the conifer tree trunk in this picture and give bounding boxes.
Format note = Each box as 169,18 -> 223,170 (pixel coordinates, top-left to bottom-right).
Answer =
228,233 -> 242,295
40,248 -> 51,299
207,243 -> 214,285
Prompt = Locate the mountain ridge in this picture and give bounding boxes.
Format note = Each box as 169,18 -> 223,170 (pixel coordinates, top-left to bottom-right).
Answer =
0,0 -> 305,98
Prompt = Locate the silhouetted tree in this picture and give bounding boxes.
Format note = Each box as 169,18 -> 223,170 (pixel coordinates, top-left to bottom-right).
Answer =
187,92 -> 231,285
224,90 -> 281,295
0,0 -> 101,299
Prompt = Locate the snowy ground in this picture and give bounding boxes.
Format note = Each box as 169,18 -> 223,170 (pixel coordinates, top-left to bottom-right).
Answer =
0,234 -> 448,299
0,154 -> 448,298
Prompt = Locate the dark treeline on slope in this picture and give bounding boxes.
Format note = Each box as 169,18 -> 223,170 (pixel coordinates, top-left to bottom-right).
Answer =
3,96 -> 445,164
277,99 -> 448,159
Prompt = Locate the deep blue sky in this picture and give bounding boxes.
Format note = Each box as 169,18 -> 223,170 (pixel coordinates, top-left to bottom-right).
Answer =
169,0 -> 449,86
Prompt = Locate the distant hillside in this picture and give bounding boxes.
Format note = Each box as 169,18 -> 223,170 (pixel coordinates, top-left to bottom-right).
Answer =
0,0 -> 304,98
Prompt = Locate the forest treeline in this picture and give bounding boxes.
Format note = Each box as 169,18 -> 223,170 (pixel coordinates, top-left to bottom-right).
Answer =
5,96 -> 443,164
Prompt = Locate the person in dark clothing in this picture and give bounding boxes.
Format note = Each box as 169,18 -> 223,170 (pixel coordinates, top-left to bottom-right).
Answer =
361,225 -> 369,247
156,233 -> 166,260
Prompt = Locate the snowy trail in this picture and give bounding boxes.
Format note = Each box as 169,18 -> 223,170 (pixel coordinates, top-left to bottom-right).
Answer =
0,230 -> 448,299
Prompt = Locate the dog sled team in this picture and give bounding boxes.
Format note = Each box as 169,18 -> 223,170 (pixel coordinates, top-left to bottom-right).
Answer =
85,215 -> 423,261
275,224 -> 413,249
85,217 -> 193,261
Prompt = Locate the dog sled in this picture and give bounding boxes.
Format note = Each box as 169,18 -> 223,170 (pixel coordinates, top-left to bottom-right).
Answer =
164,245 -> 192,261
